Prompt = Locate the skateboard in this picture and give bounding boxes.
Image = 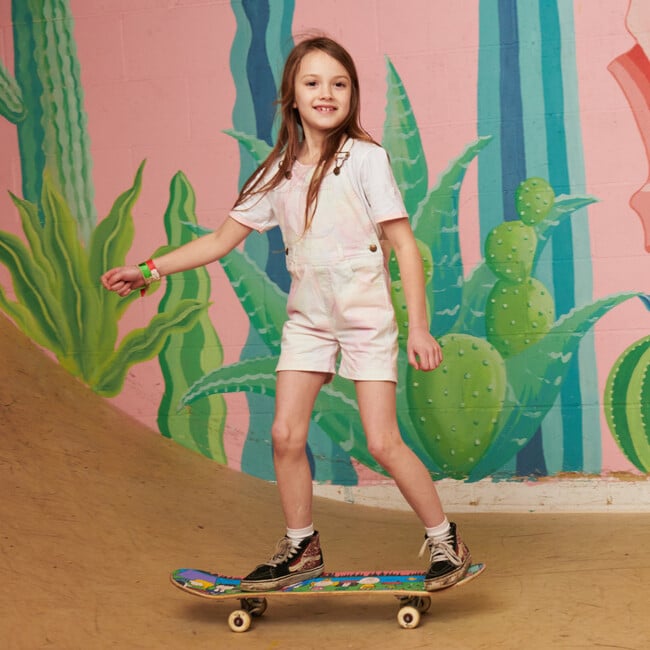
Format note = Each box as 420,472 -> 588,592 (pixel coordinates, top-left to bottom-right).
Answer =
170,563 -> 485,631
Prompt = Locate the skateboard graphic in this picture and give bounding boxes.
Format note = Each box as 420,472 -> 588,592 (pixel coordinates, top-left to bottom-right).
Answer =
170,563 -> 485,631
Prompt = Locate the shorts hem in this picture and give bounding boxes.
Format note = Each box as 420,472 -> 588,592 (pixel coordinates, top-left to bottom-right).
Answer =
275,364 -> 397,383
275,364 -> 336,375
339,372 -> 397,383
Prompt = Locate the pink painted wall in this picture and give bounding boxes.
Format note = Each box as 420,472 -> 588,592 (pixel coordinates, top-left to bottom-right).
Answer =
0,0 -> 648,478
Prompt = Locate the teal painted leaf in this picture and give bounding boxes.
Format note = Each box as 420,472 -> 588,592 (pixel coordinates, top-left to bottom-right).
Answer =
223,129 -> 273,167
180,358 -> 385,475
534,194 -> 598,259
412,136 -> 492,336
412,137 -> 492,238
174,220 -> 288,354
220,248 -> 287,354
449,261 -> 495,338
382,58 -> 428,216
315,376 -> 385,475
180,356 -> 279,408
180,222 -> 212,237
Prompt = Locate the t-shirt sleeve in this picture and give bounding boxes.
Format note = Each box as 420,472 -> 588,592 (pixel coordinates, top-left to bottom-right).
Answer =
359,145 -> 409,224
228,167 -> 279,233
229,193 -> 277,233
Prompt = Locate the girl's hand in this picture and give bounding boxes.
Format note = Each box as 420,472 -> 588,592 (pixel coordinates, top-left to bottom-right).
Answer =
407,327 -> 443,371
101,266 -> 145,297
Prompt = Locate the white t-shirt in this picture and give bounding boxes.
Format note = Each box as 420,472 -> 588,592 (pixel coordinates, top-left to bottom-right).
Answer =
229,139 -> 408,257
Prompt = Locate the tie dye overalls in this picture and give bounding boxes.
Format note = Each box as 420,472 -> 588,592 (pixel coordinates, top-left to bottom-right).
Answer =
230,139 -> 408,382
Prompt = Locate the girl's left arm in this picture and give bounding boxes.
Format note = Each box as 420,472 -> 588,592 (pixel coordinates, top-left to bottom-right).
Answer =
382,218 -> 442,372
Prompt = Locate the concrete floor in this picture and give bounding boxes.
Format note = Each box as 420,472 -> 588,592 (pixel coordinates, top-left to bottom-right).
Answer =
2,315 -> 650,650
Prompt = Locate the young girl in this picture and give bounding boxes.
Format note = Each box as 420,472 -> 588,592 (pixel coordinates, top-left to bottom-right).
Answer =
101,36 -> 471,592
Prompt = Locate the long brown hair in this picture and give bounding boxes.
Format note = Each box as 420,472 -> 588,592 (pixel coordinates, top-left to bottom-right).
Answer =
232,36 -> 377,230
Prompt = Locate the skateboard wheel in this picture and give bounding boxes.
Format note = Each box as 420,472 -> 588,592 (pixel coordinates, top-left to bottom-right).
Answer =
242,597 -> 267,617
397,605 -> 421,629
228,609 -> 252,633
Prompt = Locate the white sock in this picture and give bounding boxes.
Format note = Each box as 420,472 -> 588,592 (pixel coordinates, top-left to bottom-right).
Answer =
286,524 -> 315,546
425,518 -> 450,539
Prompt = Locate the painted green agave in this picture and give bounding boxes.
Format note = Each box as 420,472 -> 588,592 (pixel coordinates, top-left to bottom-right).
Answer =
0,164 -> 208,396
1,20 -> 226,433
178,58 -> 649,481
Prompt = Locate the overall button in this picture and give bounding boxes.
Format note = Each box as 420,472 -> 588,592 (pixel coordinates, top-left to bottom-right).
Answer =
369,243 -> 378,252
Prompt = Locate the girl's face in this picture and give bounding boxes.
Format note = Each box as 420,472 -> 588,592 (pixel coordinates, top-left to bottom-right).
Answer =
293,49 -> 352,139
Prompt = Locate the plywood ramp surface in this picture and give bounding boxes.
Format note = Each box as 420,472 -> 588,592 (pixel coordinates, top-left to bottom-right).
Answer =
1,315 -> 649,649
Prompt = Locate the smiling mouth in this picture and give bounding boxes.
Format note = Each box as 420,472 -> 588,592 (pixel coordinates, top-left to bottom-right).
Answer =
315,106 -> 336,112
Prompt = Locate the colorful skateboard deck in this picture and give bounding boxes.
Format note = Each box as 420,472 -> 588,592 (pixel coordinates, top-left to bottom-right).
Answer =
170,562 -> 485,631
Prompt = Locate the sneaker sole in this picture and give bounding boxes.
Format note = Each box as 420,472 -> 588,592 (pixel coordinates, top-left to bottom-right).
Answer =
239,565 -> 325,592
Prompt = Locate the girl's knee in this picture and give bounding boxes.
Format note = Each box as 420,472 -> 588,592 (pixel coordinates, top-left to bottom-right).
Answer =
271,420 -> 308,457
366,432 -> 405,466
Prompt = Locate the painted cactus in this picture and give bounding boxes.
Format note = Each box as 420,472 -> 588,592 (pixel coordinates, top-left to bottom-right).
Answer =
177,57 -> 649,481
0,164 -> 208,395
483,183 -> 556,358
399,165 -> 634,479
603,335 -> 650,472
486,278 -> 555,357
1,0 -> 95,243
408,334 -> 507,477
156,172 -> 228,463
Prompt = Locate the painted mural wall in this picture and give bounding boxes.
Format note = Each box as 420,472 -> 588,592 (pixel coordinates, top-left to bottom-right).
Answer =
1,0 -> 649,488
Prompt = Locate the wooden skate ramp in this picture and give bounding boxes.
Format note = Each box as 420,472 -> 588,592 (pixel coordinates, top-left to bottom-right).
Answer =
1,313 -> 649,649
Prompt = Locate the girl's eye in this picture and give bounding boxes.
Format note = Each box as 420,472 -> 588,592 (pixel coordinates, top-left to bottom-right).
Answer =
335,82 -> 347,88
306,81 -> 317,87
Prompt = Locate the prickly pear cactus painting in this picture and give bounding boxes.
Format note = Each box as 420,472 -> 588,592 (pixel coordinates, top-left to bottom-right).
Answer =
484,179 -> 555,358
407,334 -> 507,477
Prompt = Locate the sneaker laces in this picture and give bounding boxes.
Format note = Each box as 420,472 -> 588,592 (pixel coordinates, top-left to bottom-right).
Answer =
419,533 -> 462,567
264,537 -> 299,567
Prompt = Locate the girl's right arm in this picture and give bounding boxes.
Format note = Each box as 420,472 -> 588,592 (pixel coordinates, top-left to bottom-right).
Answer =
101,216 -> 253,297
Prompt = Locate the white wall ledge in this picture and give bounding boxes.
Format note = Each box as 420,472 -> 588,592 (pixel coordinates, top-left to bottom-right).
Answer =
313,475 -> 650,513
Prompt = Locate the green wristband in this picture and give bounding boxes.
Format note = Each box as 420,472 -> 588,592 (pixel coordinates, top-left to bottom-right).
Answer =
138,261 -> 153,283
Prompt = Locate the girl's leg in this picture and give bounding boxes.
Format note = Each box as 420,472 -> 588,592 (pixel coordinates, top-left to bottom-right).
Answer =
272,369 -> 328,528
240,370 -> 328,592
355,380 -> 471,591
354,380 -> 445,527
